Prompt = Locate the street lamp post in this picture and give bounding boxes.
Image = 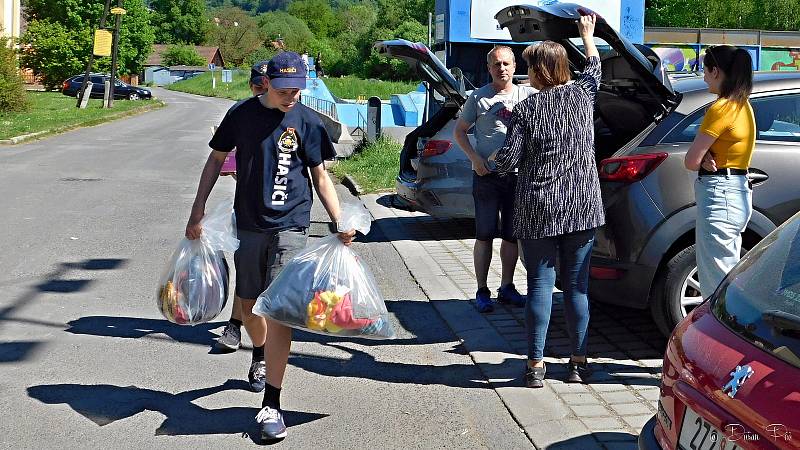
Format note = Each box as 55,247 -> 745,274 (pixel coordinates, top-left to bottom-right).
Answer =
107,2 -> 126,108
76,0 -> 112,108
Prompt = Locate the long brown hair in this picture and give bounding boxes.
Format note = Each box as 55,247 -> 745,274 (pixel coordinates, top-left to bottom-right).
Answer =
704,45 -> 753,105
522,41 -> 571,87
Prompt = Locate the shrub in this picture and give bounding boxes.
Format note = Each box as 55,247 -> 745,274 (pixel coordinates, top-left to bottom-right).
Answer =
162,44 -> 206,67
0,37 -> 29,112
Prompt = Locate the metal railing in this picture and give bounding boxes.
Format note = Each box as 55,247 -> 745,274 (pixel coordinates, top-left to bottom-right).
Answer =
301,94 -> 338,121
351,108 -> 367,141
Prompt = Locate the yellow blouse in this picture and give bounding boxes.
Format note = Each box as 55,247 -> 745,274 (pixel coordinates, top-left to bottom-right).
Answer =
698,98 -> 756,169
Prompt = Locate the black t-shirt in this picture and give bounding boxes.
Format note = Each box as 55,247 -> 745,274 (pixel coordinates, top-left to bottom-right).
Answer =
209,97 -> 336,232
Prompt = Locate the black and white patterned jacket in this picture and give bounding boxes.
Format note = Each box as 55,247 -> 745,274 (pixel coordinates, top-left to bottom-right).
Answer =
494,56 -> 605,240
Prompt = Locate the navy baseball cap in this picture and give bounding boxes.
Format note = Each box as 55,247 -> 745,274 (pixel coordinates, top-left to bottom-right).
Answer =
266,51 -> 307,89
250,60 -> 269,83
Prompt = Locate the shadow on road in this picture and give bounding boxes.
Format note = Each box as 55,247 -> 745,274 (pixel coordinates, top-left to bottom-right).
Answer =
0,341 -> 42,364
65,316 -> 226,346
26,379 -> 327,443
547,431 -> 640,449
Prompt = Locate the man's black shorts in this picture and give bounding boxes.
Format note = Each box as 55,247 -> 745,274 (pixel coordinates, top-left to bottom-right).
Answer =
234,227 -> 308,299
472,172 -> 517,242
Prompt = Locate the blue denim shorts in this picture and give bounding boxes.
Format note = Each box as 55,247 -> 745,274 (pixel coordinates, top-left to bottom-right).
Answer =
472,172 -> 517,242
234,227 -> 308,299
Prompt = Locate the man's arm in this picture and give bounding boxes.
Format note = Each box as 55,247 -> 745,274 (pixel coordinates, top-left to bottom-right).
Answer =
453,118 -> 490,176
185,150 -> 227,239
309,163 -> 355,245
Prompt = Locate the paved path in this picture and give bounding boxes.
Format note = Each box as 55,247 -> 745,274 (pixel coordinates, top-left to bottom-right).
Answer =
362,194 -> 667,450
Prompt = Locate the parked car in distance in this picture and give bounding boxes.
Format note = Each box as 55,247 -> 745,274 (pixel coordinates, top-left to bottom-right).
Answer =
62,74 -> 152,100
638,210 -> 800,450
377,3 -> 800,336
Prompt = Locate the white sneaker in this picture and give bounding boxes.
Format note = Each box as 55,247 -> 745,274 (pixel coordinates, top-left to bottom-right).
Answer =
256,405 -> 287,440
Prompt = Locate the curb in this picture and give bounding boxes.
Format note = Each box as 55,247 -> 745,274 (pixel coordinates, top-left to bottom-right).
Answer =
341,174 -> 364,196
0,100 -> 165,146
359,194 -> 541,448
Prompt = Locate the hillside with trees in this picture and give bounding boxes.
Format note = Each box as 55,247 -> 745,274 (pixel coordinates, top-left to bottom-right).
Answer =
21,0 -> 800,90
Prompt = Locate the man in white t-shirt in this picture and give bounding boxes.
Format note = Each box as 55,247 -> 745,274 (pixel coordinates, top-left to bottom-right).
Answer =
453,45 -> 536,313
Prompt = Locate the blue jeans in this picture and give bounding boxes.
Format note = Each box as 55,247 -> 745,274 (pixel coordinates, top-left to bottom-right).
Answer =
695,175 -> 752,298
520,228 -> 595,361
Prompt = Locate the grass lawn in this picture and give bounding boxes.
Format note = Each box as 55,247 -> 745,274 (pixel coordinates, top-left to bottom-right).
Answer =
323,76 -> 420,100
168,72 -> 420,101
0,91 -> 163,141
330,136 -> 401,193
167,70 -> 252,100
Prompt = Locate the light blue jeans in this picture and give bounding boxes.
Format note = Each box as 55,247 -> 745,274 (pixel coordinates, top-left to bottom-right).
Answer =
695,175 -> 752,298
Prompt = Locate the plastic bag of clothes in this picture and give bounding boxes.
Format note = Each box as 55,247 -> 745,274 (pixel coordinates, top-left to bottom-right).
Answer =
253,202 -> 394,339
156,202 -> 238,325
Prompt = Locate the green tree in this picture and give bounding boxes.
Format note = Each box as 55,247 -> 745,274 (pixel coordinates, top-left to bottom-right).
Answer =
150,0 -> 211,45
393,20 -> 427,43
162,44 -> 207,66
646,0 -> 800,30
287,0 -> 339,38
209,6 -> 263,66
645,0 -> 707,27
19,20 -> 86,90
760,0 -> 800,30
20,0 -> 154,90
244,46 -> 278,68
0,36 -> 29,112
257,10 -> 313,52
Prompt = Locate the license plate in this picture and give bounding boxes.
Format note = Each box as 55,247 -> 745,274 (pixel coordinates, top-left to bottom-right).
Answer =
678,407 -> 741,450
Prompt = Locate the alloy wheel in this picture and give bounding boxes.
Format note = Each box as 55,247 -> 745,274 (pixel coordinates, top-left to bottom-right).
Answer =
679,265 -> 703,316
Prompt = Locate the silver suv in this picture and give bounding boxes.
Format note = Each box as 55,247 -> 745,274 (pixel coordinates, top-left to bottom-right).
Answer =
377,3 -> 800,335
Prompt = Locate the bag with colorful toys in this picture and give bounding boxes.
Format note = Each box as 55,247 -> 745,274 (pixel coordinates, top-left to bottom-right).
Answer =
253,202 -> 394,339
156,202 -> 238,325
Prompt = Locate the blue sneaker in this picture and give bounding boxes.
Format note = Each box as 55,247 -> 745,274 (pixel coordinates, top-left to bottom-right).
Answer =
475,287 -> 494,313
497,283 -> 526,307
248,361 -> 266,392
256,405 -> 287,441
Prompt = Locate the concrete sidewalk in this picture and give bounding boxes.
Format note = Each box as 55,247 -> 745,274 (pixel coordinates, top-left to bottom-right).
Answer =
361,193 -> 667,450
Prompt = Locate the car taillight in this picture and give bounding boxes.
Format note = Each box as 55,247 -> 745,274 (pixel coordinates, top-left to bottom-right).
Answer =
598,152 -> 668,183
422,140 -> 452,157
590,267 -> 625,280
62,80 -> 69,91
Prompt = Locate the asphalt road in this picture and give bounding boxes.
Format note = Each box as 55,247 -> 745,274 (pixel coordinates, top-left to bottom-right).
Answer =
0,88 -> 531,448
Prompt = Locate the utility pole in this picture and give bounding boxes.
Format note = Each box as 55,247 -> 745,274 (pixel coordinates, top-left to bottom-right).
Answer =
76,0 -> 112,108
108,1 -> 126,108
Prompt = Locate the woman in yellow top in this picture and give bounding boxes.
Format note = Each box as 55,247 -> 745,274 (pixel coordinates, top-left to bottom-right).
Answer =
684,45 -> 755,298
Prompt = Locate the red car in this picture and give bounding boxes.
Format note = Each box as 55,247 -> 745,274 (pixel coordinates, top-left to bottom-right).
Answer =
639,212 -> 800,449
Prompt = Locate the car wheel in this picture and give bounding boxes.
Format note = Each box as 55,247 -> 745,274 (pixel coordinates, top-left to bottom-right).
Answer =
128,92 -> 139,101
651,245 -> 702,336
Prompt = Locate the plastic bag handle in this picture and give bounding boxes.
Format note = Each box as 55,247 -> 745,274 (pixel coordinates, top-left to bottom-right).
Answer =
200,202 -> 239,252
337,202 -> 371,235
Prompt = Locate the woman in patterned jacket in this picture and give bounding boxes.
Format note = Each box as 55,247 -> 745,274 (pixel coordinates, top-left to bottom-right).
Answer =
492,14 -> 603,388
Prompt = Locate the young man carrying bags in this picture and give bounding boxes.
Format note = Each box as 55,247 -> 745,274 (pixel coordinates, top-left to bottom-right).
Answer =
185,51 -> 354,441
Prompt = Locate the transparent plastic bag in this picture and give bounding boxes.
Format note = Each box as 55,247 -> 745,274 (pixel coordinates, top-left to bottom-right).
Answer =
253,202 -> 395,339
156,202 -> 238,325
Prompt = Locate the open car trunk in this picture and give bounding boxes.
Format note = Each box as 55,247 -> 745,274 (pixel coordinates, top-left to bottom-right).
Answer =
374,40 -> 468,182
495,3 -> 681,159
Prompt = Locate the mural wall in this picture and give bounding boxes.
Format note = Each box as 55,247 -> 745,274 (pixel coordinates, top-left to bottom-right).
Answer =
650,45 -> 701,72
648,44 -> 771,72
761,48 -> 800,71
